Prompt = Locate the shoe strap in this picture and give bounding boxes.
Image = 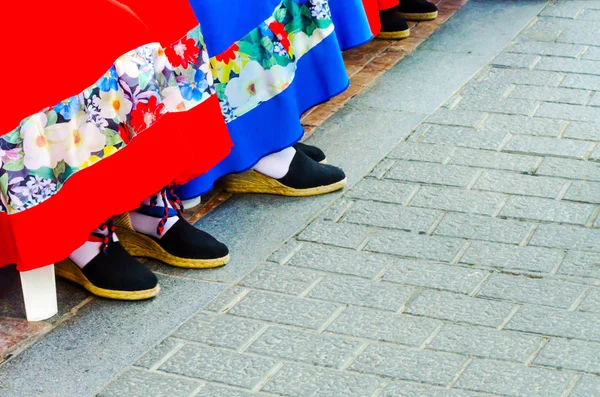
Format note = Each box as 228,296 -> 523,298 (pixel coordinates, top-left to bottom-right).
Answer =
98,219 -> 116,255
144,184 -> 184,237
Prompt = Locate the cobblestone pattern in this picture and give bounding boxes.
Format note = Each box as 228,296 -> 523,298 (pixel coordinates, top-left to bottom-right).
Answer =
101,1 -> 600,396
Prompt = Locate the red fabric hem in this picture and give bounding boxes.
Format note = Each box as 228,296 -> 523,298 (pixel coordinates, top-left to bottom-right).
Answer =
0,96 -> 231,272
362,0 -> 382,36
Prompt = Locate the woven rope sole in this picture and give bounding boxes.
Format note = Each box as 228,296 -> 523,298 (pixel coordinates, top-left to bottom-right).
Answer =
222,170 -> 346,197
377,29 -> 411,40
397,11 -> 438,21
116,225 -> 230,269
55,259 -> 160,300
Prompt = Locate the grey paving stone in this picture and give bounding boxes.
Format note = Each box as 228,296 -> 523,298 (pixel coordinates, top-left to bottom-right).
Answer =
535,338 -> 600,373
482,114 -> 568,138
435,212 -> 531,245
366,229 -> 465,262
449,148 -> 540,173
428,324 -> 541,363
346,179 -> 415,204
585,46 -> 600,61
460,241 -> 563,273
228,291 -> 339,330
459,79 -> 513,99
386,160 -> 478,187
537,102 -> 600,123
239,263 -> 322,295
507,305 -> 600,342
426,110 -> 488,128
590,145 -> 600,161
342,201 -> 440,233
589,92 -> 600,107
558,21 -> 600,46
135,339 -> 181,369
195,384 -> 257,397
581,9 -> 600,21
520,17 -> 570,42
530,224 -> 600,251
411,186 -> 506,216
159,345 -> 276,389
500,196 -> 595,225
504,135 -> 591,159
477,274 -> 584,309
455,97 -> 539,117
561,73 -> 600,90
475,170 -> 565,198
509,40 -> 586,58
537,157 -> 600,181
297,220 -> 372,249
540,1 -> 586,18
563,122 -> 600,141
99,369 -> 199,397
388,142 -> 455,163
570,375 -> 600,397
320,198 -> 355,222
327,306 -> 440,346
455,359 -> 574,397
351,344 -> 466,386
536,57 -> 600,76
579,288 -> 600,313
484,68 -> 564,87
286,243 -> 392,279
384,259 -> 488,294
368,158 -> 396,179
268,240 -> 303,265
309,275 -> 415,311
173,312 -> 263,349
565,181 -> 600,204
406,290 -> 515,327
262,363 -> 382,397
246,327 -> 361,368
381,381 -> 491,397
558,251 -> 600,279
510,85 -> 591,105
419,125 -> 508,150
492,53 -> 540,69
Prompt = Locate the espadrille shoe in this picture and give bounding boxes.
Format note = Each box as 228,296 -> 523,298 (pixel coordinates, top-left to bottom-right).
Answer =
377,9 -> 410,40
56,237 -> 160,300
223,149 -> 346,197
396,0 -> 438,21
115,212 -> 230,269
294,142 -> 327,164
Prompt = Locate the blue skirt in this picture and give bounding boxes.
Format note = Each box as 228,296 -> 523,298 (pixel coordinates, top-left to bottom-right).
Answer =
177,0 -> 370,199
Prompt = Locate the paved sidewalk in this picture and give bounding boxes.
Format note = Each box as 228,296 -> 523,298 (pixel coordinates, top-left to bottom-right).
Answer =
4,0 -> 600,396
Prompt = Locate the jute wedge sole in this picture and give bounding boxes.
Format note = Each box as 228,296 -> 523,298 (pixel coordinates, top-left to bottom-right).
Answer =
115,226 -> 230,269
377,29 -> 411,40
397,11 -> 438,21
222,170 -> 347,197
55,259 -> 160,300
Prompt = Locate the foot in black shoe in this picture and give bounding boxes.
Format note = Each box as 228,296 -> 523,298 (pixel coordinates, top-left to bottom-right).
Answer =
56,239 -> 159,300
396,0 -> 438,21
223,148 -> 347,197
115,213 -> 230,269
377,9 -> 410,40
294,142 -> 327,163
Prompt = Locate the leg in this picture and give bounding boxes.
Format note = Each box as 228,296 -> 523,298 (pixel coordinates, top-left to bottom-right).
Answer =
19,265 -> 58,321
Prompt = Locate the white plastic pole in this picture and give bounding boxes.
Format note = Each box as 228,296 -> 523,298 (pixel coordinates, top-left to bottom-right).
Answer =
19,265 -> 58,322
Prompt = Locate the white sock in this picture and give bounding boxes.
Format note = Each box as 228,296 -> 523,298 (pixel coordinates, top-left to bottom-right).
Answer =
254,147 -> 296,179
69,228 -> 118,269
129,197 -> 179,239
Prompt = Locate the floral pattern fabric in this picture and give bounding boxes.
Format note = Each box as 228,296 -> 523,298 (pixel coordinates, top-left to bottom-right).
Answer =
0,26 -> 213,215
212,0 -> 335,122
0,0 -> 334,216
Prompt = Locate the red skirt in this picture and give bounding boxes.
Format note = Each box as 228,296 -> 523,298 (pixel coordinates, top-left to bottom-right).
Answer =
362,0 -> 400,35
0,0 -> 231,271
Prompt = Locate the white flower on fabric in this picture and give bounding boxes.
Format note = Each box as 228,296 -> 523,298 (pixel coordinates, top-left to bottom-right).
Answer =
263,63 -> 296,95
94,87 -> 133,122
20,113 -> 65,170
161,85 -> 186,112
115,53 -> 140,78
154,47 -> 172,73
225,61 -> 270,114
45,111 -> 106,167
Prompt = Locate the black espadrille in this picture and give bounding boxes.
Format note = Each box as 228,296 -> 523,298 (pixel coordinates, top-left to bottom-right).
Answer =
396,0 -> 438,21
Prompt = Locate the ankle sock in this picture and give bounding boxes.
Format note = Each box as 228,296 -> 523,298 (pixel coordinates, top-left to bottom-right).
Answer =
254,147 -> 296,179
69,227 -> 116,269
129,197 -> 179,239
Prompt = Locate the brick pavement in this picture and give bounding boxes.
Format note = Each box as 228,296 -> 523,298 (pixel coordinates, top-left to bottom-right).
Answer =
97,1 -> 600,396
